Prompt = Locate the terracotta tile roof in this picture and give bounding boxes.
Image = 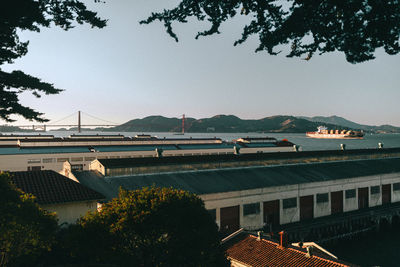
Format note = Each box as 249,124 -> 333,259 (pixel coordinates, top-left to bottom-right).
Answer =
10,170 -> 105,205
226,234 -> 356,267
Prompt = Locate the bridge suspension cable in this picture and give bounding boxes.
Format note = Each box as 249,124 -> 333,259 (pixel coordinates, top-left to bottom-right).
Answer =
80,111 -> 120,125
47,111 -> 78,125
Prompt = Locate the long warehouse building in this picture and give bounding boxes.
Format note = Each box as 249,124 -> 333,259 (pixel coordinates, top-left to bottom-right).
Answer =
65,157 -> 400,233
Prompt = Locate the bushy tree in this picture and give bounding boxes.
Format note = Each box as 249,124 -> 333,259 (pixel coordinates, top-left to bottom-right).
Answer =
0,0 -> 106,122
141,0 -> 400,63
0,172 -> 58,267
58,187 -> 228,266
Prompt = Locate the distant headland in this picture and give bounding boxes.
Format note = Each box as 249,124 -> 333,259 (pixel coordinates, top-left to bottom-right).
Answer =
2,115 -> 400,133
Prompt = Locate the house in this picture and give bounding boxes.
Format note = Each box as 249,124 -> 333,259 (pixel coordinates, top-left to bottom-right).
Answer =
224,230 -> 357,267
10,170 -> 105,224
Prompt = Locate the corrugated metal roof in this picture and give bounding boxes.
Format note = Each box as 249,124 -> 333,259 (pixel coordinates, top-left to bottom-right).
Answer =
0,146 -> 91,155
95,145 -> 178,152
95,148 -> 400,169
95,158 -> 400,196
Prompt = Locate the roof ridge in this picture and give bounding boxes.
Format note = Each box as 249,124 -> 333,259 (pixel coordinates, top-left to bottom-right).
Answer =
247,235 -> 351,267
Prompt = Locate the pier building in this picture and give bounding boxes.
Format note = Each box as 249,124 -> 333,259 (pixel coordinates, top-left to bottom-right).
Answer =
65,156 -> 400,236
0,134 -> 295,172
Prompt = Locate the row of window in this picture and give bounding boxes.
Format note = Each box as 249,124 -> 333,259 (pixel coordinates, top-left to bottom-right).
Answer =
282,184 -> 400,209
27,156 -> 98,164
26,154 -> 168,165
207,183 -> 400,218
207,203 -> 263,218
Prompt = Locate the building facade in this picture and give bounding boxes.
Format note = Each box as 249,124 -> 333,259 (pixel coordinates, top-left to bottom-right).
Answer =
68,157 -> 400,233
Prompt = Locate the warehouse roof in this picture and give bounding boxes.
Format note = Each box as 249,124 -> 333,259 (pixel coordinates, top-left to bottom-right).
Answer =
95,148 -> 400,169
0,143 -> 238,155
75,157 -> 400,199
10,170 -> 105,205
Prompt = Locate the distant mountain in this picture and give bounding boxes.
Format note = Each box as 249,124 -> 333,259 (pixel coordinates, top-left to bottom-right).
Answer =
298,115 -> 400,133
3,115 -> 398,134
109,115 -> 196,132
106,115 -> 341,133
0,125 -> 32,132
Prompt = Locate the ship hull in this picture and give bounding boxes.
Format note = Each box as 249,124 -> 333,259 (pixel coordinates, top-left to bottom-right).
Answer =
306,133 -> 364,139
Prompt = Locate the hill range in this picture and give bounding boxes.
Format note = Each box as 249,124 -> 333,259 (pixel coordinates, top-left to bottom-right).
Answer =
2,115 -> 399,133
106,115 -> 400,133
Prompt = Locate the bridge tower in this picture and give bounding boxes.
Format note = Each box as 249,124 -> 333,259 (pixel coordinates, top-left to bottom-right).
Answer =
78,111 -> 81,133
182,114 -> 185,134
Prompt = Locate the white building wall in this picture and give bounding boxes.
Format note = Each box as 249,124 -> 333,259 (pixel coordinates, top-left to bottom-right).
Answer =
281,204 -> 299,225
240,203 -> 263,230
344,193 -> 358,212
202,172 -> 400,230
315,202 -> 330,218
370,189 -> 382,207
393,188 -> 400,202
43,200 -> 98,225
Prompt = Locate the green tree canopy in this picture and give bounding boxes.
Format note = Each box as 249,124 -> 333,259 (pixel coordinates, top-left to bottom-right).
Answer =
57,187 -> 228,266
0,0 -> 106,122
0,172 -> 58,267
141,0 -> 400,63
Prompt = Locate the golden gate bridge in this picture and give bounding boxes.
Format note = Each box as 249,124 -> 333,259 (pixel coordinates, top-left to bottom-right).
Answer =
14,111 -> 121,133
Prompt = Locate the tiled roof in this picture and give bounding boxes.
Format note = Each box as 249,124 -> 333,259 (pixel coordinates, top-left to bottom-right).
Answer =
10,170 -> 105,205
226,234 -> 356,267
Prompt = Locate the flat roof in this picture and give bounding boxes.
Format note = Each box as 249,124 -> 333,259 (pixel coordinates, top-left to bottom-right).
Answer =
0,146 -> 92,155
0,143 -> 236,155
75,157 -> 400,199
96,148 -> 400,168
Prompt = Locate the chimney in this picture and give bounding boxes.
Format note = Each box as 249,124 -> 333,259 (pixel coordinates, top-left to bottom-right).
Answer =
278,231 -> 288,248
306,246 -> 313,258
155,148 -> 163,158
257,231 -> 262,241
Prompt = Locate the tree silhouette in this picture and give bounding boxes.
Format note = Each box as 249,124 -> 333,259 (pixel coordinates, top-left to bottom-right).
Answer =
56,187 -> 228,266
0,0 -> 106,122
141,0 -> 400,63
0,172 -> 58,266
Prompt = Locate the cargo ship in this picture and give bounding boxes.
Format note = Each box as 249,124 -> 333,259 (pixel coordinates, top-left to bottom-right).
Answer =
306,126 -> 364,139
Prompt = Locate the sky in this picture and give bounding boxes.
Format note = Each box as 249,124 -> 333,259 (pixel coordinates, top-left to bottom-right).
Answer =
3,0 -> 400,127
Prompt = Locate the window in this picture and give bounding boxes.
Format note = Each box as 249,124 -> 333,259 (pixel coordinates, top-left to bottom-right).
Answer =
27,166 -> 41,171
316,193 -> 329,203
71,157 -> 83,162
207,209 -> 216,221
371,186 -> 380,195
345,189 -> 356,199
27,159 -> 41,164
71,164 -> 83,171
393,183 -> 400,191
42,158 -> 54,163
283,198 -> 297,209
84,157 -> 96,161
57,158 -> 69,163
243,203 -> 260,216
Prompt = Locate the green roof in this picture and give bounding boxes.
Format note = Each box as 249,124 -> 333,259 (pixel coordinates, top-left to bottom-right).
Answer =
75,157 -> 400,199
96,148 -> 400,169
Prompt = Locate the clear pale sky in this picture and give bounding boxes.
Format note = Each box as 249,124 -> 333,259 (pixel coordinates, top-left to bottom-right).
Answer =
4,0 -> 400,127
